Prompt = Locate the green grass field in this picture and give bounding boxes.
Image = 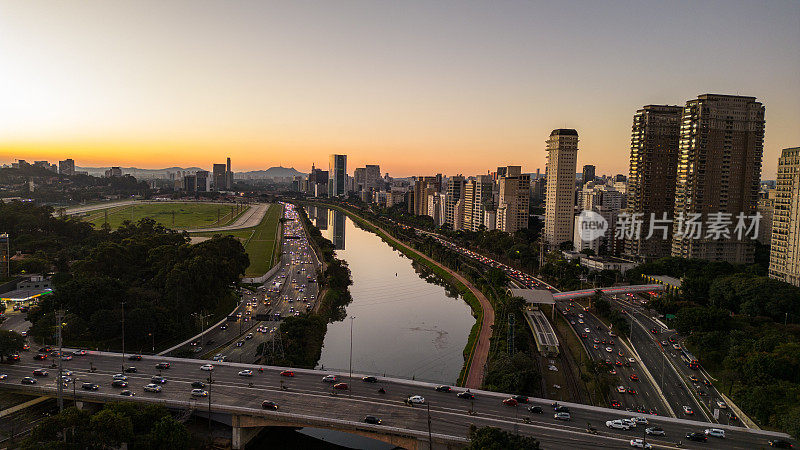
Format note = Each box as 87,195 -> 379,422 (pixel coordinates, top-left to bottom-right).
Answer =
84,202 -> 248,230
192,203 -> 282,277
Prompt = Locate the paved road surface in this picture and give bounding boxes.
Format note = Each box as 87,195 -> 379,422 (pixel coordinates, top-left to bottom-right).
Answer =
186,203 -> 269,232
0,351 -> 791,449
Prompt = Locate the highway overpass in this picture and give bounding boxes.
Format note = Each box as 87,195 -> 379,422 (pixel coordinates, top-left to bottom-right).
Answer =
0,350 -> 792,449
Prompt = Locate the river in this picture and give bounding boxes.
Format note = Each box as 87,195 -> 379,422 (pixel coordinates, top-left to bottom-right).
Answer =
307,205 -> 475,384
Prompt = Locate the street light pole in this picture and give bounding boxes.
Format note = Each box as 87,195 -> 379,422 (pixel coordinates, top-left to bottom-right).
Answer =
120,302 -> 126,372
349,316 -> 355,396
427,401 -> 433,450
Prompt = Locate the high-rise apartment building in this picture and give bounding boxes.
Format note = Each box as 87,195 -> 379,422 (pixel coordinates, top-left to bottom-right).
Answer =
213,164 -> 227,191
582,165 -> 596,184
769,147 -> 800,286
226,157 -> 233,189
413,176 -> 440,216
445,176 -> 466,230
544,129 -> 579,247
496,166 -> 530,233
464,175 -> 494,231
328,154 -> 347,197
58,159 -> 75,176
365,165 -> 381,191
671,94 -> 765,264
0,233 -> 9,280
624,105 -> 683,259
354,168 -> 366,191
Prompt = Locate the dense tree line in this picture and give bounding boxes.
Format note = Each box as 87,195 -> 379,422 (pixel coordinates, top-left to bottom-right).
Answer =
9,204 -> 250,350
467,425 -> 540,450
631,256 -> 800,438
22,403 -> 190,449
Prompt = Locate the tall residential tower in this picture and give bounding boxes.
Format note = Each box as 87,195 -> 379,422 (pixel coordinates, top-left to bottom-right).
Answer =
624,105 -> 683,259
769,147 -> 800,286
544,129 -> 579,247
671,94 -> 765,264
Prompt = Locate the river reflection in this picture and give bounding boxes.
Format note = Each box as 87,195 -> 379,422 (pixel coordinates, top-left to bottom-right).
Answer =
307,206 -> 474,384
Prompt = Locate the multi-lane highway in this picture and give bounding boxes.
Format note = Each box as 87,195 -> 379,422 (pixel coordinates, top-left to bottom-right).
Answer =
408,229 -> 748,428
609,292 -> 739,426
0,351 -> 791,449
166,202 -> 320,365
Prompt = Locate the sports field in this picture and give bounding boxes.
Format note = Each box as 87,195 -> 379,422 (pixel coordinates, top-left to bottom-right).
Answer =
192,203 -> 282,277
84,202 -> 249,230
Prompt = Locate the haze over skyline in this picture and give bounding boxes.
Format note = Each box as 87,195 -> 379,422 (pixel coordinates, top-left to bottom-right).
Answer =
1,0 -> 798,178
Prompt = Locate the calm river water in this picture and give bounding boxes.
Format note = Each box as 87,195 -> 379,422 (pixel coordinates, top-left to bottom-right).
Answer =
307,205 -> 474,384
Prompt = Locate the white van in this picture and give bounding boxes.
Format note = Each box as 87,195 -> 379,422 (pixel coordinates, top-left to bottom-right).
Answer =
704,428 -> 725,438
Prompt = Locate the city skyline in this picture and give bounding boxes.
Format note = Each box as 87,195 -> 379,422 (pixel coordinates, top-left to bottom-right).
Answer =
1,1 -> 799,177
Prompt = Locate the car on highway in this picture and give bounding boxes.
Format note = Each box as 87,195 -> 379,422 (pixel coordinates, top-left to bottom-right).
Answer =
143,384 -> 162,393
32,368 -> 49,377
200,364 -> 214,371
8,354 -> 20,361
645,426 -> 665,436
151,376 -> 167,384
219,324 -> 228,330
261,400 -> 278,410
685,432 -> 707,442
82,383 -> 100,390
704,428 -> 725,438
245,333 -> 253,340
111,380 -> 128,388
156,362 -> 171,370
682,406 -> 694,415
33,354 -> 47,360
606,347 -> 613,353
322,375 -> 338,383
191,389 -> 208,397
236,341 -> 244,347
617,385 -> 627,393
512,395 -> 529,404
672,343 -> 681,350
457,391 -> 475,400
606,420 -> 630,430
21,377 -> 37,385
627,388 -> 637,395
768,439 -> 794,448
584,328 -> 591,333
362,376 -> 377,383
239,370 -> 253,377
363,416 -> 382,425
631,416 -> 647,425
61,354 -> 73,361
628,357 -> 636,363
408,395 -> 425,404
554,412 -> 571,421
112,374 -> 128,381
716,401 -> 727,409
630,374 -> 639,381
435,385 -> 451,392
124,367 -> 137,373
553,405 -> 570,413
212,354 -> 224,361
280,370 -> 295,377
75,350 -> 87,356
502,398 -> 518,407
610,400 -> 621,409
629,438 -> 652,449
333,382 -> 348,390
190,381 -> 206,389
120,390 -> 135,396
128,354 -> 142,361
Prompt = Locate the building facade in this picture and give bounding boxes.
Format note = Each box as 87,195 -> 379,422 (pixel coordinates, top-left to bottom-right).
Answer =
58,159 -> 75,176
544,129 -> 579,247
445,176 -> 466,229
464,175 -> 494,231
769,147 -> 800,286
624,105 -> 683,260
671,94 -> 765,264
213,164 -> 227,191
582,165 -> 596,184
328,154 -> 347,197
496,166 -> 530,233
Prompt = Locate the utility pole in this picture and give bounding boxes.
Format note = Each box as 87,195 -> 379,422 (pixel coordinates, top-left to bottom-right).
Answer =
349,316 -> 355,396
56,310 -> 64,412
427,402 -> 433,450
120,302 -> 126,372
207,372 -> 213,440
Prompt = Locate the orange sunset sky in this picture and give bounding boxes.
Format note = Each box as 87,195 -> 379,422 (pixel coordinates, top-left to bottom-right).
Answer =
1,1 -> 798,178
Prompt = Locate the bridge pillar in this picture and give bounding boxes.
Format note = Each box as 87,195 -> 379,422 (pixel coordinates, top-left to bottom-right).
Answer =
231,415 -> 263,450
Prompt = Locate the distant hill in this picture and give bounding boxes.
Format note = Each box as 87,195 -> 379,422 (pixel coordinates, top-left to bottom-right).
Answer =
73,165 -> 306,179
76,166 -> 204,178
237,166 -> 306,179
